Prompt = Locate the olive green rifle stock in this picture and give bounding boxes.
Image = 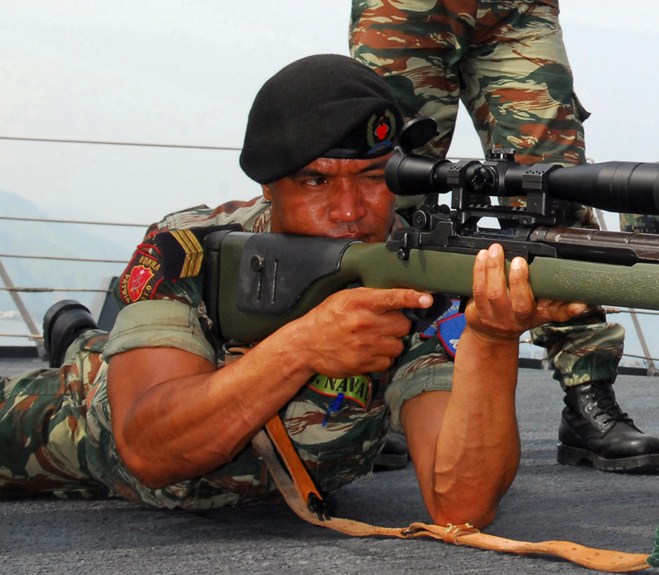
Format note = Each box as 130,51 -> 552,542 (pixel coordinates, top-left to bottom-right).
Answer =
203,126 -> 659,345
203,227 -> 659,344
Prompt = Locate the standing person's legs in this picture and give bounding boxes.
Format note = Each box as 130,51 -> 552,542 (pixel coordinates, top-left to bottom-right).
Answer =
350,0 -> 476,158
458,0 -> 659,471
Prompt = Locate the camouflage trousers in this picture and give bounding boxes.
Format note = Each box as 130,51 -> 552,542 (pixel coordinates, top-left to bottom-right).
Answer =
620,213 -> 659,234
0,330 -> 110,498
350,0 -> 588,166
350,0 -> 625,387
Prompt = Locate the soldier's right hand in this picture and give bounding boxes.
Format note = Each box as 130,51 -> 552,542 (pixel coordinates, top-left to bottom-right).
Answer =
294,286 -> 433,377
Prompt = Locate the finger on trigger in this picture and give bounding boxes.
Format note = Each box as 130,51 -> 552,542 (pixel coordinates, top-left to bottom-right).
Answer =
376,288 -> 433,312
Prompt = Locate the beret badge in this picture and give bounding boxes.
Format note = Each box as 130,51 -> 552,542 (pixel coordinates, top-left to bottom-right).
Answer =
367,109 -> 397,155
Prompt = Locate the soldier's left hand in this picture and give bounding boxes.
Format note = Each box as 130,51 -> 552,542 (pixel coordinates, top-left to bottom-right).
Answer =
465,243 -> 588,342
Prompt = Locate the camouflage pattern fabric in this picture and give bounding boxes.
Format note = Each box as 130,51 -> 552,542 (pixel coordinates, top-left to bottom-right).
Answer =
619,213 -> 659,234
531,310 -> 625,387
350,0 -> 588,167
0,198 -> 451,507
0,330 -> 110,498
85,343 -> 390,509
350,0 -> 623,387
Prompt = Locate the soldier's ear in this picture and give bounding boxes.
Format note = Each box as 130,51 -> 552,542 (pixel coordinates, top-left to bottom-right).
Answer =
262,184 -> 273,201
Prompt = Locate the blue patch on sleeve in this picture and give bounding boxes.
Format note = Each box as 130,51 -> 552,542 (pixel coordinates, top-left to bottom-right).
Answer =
420,299 -> 466,358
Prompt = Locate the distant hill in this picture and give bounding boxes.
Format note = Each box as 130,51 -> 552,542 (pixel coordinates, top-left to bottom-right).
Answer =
1,190 -> 145,340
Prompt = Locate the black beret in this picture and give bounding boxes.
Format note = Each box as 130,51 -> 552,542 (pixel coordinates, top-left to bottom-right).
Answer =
239,54 -> 403,184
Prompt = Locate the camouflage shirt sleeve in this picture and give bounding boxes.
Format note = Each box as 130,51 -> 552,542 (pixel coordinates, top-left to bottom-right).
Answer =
386,328 -> 455,432
113,197 -> 271,305
102,299 -> 216,364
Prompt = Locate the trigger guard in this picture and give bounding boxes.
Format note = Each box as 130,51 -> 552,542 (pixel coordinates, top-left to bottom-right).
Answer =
404,294 -> 451,334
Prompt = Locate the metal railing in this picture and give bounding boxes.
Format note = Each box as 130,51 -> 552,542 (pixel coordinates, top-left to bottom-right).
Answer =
0,215 -> 146,355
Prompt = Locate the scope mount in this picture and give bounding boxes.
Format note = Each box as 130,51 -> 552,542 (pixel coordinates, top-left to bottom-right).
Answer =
387,148 -> 571,262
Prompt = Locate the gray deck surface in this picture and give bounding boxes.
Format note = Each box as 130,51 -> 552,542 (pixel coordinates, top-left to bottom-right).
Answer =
1,358 -> 657,574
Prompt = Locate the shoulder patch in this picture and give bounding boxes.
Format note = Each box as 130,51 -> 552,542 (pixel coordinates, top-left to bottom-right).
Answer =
156,229 -> 204,278
117,224 -> 244,305
118,242 -> 164,304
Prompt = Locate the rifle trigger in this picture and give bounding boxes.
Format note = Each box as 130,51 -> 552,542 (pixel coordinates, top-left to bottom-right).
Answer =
405,294 -> 451,333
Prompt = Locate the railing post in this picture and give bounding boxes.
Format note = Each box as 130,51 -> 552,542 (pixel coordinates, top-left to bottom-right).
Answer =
0,257 -> 45,357
628,309 -> 657,376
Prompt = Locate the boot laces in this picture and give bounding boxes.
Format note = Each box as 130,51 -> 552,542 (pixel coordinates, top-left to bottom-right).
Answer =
591,382 -> 634,426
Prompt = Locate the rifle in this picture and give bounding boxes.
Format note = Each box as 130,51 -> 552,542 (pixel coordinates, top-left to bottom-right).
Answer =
203,119 -> 659,345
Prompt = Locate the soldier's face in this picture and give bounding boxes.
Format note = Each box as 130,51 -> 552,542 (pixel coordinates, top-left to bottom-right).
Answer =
262,155 -> 396,243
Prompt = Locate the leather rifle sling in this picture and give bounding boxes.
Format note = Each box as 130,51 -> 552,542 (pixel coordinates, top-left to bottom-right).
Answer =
253,416 -> 654,573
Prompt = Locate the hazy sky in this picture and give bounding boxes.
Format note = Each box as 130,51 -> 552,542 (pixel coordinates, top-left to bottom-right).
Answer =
2,0 -> 659,227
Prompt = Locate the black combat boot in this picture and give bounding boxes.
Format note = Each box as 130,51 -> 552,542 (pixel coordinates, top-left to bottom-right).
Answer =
373,431 -> 409,472
43,300 -> 98,368
557,380 -> 659,472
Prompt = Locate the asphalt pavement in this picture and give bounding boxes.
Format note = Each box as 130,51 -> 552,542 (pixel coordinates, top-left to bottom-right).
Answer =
1,361 -> 657,575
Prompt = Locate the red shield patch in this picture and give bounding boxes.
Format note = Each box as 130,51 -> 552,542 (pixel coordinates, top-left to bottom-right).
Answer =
126,265 -> 154,302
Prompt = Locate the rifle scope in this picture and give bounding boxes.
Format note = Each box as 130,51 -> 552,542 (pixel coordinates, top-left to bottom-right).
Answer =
385,151 -> 659,216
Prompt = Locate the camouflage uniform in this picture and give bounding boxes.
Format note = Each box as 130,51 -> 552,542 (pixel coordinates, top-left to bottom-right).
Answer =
0,198 -> 454,508
350,0 -> 624,388
350,0 -> 590,166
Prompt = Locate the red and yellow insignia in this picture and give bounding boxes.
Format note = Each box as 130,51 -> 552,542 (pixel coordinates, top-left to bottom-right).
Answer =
126,265 -> 154,302
118,246 -> 163,305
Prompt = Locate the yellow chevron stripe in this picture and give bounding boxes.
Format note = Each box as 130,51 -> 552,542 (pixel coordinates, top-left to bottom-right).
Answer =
171,229 -> 203,277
